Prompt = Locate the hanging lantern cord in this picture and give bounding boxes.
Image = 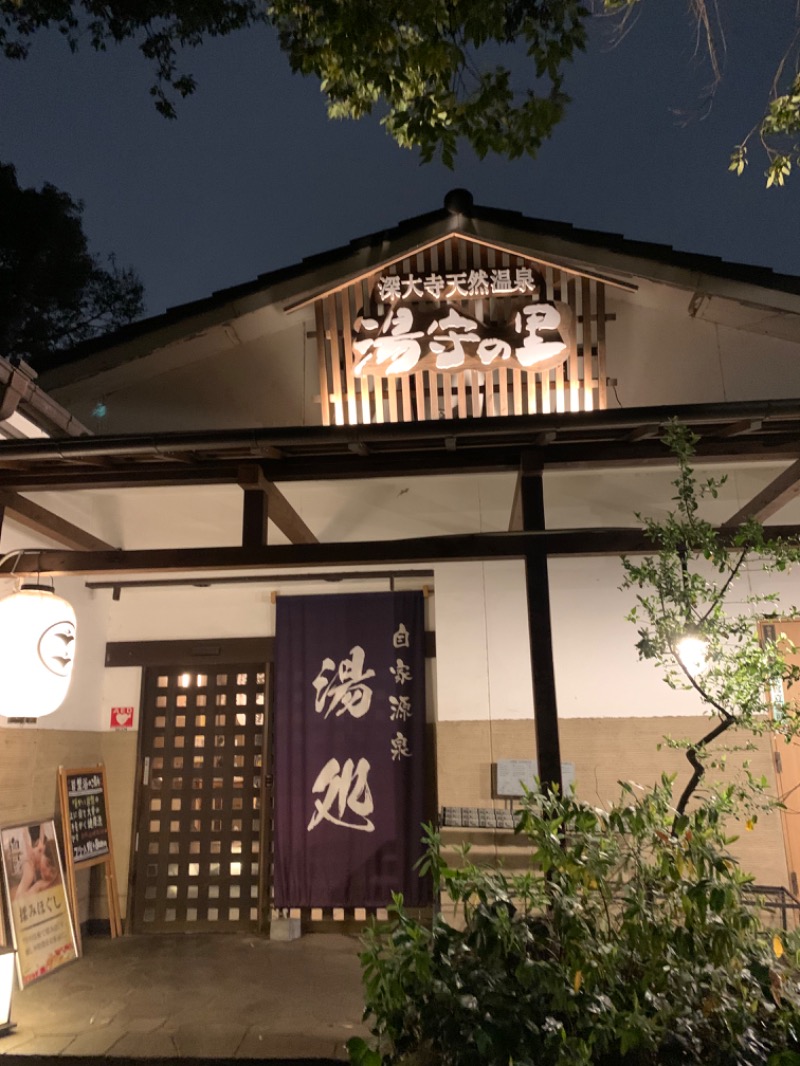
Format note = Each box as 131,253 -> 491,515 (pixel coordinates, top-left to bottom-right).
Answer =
0,549 -> 25,592
0,549 -> 54,579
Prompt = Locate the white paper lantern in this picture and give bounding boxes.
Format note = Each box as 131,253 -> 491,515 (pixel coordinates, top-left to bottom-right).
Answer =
0,585 -> 76,718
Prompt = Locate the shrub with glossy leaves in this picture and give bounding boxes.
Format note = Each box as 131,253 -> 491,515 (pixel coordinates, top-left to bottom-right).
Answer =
349,780 -> 800,1066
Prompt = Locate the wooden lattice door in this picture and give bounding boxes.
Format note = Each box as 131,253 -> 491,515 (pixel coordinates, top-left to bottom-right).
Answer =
131,664 -> 268,932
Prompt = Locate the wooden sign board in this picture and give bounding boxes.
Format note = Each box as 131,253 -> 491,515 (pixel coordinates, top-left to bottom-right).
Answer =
313,234 -> 607,427
0,818 -> 78,987
61,767 -> 111,866
57,765 -> 122,951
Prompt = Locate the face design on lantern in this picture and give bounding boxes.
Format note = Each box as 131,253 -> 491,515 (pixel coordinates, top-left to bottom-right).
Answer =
38,621 -> 76,677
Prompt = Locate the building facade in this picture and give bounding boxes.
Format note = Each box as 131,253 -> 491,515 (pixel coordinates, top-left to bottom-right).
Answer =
3,191 -> 800,931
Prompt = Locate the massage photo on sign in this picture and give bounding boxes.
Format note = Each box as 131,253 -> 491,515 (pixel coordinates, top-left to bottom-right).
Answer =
3,824 -> 61,899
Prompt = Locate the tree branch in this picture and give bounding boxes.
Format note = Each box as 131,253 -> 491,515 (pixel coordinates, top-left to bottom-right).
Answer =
672,714 -> 736,829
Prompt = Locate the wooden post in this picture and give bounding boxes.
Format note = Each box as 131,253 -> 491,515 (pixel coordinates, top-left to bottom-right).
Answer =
520,451 -> 563,794
239,464 -> 270,548
242,488 -> 270,548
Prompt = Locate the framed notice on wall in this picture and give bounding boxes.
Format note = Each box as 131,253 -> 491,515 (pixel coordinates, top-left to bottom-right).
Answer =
0,819 -> 78,987
57,765 -> 122,951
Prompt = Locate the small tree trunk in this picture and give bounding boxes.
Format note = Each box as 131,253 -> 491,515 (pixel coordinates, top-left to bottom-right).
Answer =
672,716 -> 736,832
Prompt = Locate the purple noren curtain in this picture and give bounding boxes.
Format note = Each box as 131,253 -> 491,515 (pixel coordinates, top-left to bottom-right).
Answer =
273,591 -> 430,909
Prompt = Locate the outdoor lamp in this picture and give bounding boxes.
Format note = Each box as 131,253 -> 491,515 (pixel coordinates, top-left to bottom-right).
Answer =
0,946 -> 16,1034
0,584 -> 77,718
676,628 -> 708,678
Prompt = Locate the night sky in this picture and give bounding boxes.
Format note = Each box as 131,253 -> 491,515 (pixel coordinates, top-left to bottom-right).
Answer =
2,3 -> 800,319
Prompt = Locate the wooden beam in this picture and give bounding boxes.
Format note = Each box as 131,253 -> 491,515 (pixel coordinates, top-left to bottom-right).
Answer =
723,459 -> 800,526
7,436 -> 800,494
5,524 -> 800,578
237,466 -> 318,545
626,424 -> 660,442
520,452 -> 562,794
105,632 -> 436,668
718,418 -> 763,439
0,490 -> 116,551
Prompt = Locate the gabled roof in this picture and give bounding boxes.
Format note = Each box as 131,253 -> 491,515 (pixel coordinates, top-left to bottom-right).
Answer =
38,189 -> 800,392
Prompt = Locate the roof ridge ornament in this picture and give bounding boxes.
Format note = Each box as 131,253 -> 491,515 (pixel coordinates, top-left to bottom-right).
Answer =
444,188 -> 474,216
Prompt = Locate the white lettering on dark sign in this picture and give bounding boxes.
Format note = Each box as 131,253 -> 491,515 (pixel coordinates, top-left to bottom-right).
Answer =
353,301 -> 571,377
376,269 -> 541,302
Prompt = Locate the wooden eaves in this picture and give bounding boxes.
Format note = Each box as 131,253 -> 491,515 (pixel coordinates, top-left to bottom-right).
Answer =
4,398 -> 800,795
0,399 -> 799,575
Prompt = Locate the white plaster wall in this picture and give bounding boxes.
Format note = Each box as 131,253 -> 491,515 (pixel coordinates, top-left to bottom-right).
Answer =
717,327 -> 800,403
1,493 -> 119,550
434,562 -> 491,722
55,321 -> 317,434
549,555 -> 704,719
605,284 -> 800,408
99,666 -> 142,733
433,561 -> 534,723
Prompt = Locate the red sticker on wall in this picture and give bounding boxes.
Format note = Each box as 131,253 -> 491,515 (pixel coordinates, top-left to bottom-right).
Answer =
110,706 -> 134,729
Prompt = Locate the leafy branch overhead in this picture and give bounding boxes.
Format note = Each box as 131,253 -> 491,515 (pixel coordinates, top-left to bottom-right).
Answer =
622,421 -> 800,821
269,0 -> 588,167
1,1 -> 799,178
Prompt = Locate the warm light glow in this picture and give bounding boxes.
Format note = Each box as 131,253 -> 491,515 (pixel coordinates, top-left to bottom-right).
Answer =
0,586 -> 76,718
178,673 -> 192,688
0,947 -> 15,1031
676,633 -> 708,678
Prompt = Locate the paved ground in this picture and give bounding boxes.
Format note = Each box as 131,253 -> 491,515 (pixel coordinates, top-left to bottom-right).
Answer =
0,933 -> 370,1061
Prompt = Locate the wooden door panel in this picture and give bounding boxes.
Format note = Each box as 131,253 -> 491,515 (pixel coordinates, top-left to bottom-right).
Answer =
131,664 -> 267,932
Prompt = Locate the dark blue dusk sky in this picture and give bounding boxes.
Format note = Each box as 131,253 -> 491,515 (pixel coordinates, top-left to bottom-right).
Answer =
2,3 -> 800,319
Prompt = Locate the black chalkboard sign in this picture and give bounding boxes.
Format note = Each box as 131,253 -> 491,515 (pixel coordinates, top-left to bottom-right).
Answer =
57,764 -> 122,951
61,767 -> 110,865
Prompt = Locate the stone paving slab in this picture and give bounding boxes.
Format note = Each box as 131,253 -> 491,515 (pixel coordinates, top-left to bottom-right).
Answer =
0,932 -> 367,1061
171,1026 -> 245,1058
0,1035 -> 74,1056
105,1031 -> 180,1057
61,1027 -> 129,1055
124,1017 -> 171,1033
236,1032 -> 347,1060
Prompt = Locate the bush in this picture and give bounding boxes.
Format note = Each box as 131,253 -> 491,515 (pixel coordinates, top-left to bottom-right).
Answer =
349,779 -> 800,1066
